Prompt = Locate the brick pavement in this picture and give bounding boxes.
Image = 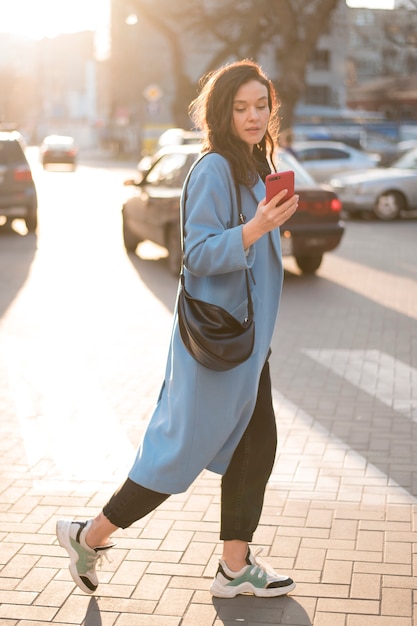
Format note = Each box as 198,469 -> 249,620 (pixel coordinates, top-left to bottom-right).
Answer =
0,167 -> 416,625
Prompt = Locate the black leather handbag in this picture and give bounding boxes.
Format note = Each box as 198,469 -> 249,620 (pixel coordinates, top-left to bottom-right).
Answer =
177,155 -> 255,371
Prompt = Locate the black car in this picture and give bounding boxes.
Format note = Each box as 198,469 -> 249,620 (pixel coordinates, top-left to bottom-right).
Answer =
122,144 -> 344,275
0,130 -> 38,232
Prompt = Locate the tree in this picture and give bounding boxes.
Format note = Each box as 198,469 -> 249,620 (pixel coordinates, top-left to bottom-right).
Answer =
121,0 -> 341,130
382,4 -> 417,74
185,0 -> 342,129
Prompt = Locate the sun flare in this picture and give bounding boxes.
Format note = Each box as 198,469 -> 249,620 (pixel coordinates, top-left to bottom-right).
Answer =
346,0 -> 394,7
0,0 -> 109,39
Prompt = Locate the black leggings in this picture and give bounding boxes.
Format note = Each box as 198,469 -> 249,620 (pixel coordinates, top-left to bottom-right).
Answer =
103,361 -> 277,542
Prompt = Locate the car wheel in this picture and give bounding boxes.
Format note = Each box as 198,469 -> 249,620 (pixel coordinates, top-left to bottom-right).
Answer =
294,252 -> 323,274
166,225 -> 181,276
122,218 -> 140,252
374,191 -> 404,220
25,208 -> 38,233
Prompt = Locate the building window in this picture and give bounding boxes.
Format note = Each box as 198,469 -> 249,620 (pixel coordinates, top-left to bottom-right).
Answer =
304,85 -> 331,106
311,49 -> 330,71
354,10 -> 375,26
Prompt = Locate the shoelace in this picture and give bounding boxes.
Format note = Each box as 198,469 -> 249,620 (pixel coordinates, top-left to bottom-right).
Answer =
98,550 -> 113,571
249,548 -> 278,580
85,547 -> 113,572
249,565 -> 267,579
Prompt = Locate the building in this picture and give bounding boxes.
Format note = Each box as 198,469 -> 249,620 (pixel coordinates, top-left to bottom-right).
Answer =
36,32 -> 100,147
0,34 -> 38,138
296,1 -> 348,115
0,30 -> 104,148
346,6 -> 417,120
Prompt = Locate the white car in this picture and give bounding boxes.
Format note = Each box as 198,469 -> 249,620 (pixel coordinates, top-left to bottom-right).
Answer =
329,147 -> 417,220
293,140 -> 380,183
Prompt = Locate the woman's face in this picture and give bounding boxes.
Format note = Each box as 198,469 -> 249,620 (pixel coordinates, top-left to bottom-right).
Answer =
232,80 -> 270,151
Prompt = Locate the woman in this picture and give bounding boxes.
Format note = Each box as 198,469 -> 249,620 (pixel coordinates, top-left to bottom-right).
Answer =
56,59 -> 299,599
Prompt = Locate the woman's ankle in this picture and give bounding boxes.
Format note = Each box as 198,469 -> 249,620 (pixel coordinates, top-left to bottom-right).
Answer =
222,539 -> 249,572
85,514 -> 116,548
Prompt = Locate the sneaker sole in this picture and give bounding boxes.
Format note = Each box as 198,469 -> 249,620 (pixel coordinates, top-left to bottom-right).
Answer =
56,520 -> 97,595
210,579 -> 296,598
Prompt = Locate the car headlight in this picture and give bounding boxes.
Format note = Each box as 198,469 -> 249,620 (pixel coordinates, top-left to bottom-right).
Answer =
331,181 -> 367,195
329,178 -> 344,191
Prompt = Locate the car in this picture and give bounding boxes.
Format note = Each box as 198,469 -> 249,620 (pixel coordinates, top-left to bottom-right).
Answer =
388,139 -> 417,164
0,130 -> 38,232
292,140 -> 380,183
396,139 -> 417,154
40,135 -> 78,170
122,143 -> 344,275
137,128 -> 203,174
157,127 -> 204,149
329,147 -> 417,221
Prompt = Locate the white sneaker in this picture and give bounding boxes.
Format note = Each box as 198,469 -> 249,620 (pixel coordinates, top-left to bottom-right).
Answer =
210,547 -> 296,598
56,519 -> 115,594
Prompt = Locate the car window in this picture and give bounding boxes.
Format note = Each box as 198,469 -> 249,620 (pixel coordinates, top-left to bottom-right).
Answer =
298,146 -> 349,162
319,148 -> 349,160
277,150 -> 317,186
392,149 -> 417,170
297,149 -> 318,162
146,153 -> 190,188
0,140 -> 25,165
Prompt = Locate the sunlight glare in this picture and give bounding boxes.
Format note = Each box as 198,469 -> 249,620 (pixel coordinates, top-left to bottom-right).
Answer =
347,0 -> 394,7
0,0 -> 109,39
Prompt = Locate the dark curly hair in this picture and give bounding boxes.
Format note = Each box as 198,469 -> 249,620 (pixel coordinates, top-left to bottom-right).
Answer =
189,59 -> 280,186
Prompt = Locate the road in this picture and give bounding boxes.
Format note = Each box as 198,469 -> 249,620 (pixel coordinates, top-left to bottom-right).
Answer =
1,152 -> 177,484
0,152 -> 416,625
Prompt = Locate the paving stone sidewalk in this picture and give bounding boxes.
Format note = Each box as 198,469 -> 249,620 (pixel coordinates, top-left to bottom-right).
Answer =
1,333 -> 416,625
0,174 -> 416,625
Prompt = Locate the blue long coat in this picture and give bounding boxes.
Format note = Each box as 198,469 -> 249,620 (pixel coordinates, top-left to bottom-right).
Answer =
128,153 -> 283,493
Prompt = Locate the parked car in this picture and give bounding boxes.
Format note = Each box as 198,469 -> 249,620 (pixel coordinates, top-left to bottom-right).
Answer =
40,135 -> 78,170
329,147 -> 417,221
293,140 -> 380,183
387,139 -> 417,164
137,128 -> 203,174
157,127 -> 204,149
0,130 -> 38,232
122,143 -> 344,275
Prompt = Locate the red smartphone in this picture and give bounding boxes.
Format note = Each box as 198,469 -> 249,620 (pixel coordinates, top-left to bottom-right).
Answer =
265,171 -> 295,204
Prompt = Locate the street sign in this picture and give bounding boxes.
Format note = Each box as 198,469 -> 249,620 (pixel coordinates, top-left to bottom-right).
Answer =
143,84 -> 163,102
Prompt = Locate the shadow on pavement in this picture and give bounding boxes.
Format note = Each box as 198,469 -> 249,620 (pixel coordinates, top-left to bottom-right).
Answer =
83,597 -> 102,625
212,595 -> 312,626
331,218 -> 417,281
274,267 -> 416,499
0,222 -> 37,318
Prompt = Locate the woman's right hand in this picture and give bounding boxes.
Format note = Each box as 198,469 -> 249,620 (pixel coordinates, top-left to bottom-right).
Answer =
242,189 -> 299,250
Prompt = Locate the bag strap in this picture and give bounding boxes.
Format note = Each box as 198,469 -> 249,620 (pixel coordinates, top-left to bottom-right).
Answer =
234,182 -> 254,322
180,153 -> 253,323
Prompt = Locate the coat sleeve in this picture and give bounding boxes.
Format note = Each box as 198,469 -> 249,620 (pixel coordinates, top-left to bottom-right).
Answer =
183,153 -> 255,277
